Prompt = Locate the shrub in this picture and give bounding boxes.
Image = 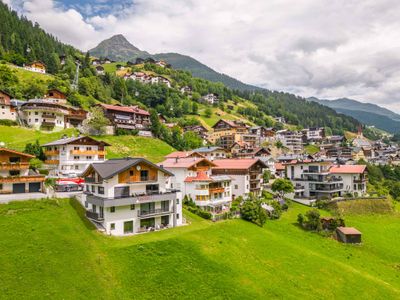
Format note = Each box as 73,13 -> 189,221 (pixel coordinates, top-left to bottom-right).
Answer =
304,209 -> 321,231
0,119 -> 17,126
197,210 -> 212,220
240,194 -> 267,226
116,128 -> 139,136
315,199 -> 328,209
297,213 -> 305,225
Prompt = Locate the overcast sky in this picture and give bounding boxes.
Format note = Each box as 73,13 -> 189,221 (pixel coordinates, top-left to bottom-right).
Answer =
4,0 -> 400,112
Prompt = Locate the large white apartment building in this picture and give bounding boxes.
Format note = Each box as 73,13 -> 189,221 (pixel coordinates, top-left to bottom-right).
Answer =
81,158 -> 182,236
42,136 -> 110,178
159,153 -> 232,216
286,160 -> 368,199
276,130 -> 303,153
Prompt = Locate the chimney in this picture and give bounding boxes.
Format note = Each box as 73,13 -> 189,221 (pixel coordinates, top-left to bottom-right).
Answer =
175,157 -> 179,163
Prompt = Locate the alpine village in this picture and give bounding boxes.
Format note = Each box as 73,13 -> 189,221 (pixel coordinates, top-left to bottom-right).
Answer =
0,2 -> 399,299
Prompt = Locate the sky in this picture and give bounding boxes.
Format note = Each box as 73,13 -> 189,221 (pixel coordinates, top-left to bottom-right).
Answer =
3,0 -> 400,112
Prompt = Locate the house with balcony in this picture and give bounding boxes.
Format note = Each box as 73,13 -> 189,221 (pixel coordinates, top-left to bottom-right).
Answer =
192,146 -> 228,160
201,93 -> 218,104
209,119 -> 250,149
24,61 -> 46,73
20,90 -> 87,131
81,157 -> 182,236
98,103 -> 151,135
276,130 -> 303,153
0,148 -> 45,194
42,135 -> 110,178
329,165 -> 367,196
286,160 -> 345,199
159,156 -> 232,217
211,158 -> 267,199
0,90 -> 16,121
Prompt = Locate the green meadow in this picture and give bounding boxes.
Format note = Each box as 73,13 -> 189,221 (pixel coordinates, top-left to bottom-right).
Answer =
0,199 -> 399,299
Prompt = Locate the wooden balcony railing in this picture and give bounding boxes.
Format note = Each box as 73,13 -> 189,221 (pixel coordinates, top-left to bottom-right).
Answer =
0,175 -> 45,183
209,187 -> 225,194
70,150 -> 106,156
44,160 -> 59,165
44,150 -> 59,156
0,162 -> 30,170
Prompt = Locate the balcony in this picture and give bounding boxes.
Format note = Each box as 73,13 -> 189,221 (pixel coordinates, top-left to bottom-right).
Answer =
312,184 -> 344,192
42,113 -> 56,119
0,175 -> 45,183
0,162 -> 30,170
209,187 -> 225,194
86,210 -> 104,221
70,150 -> 106,156
85,177 -> 102,184
44,150 -> 59,156
137,207 -> 172,218
45,160 -> 59,165
303,169 -> 330,174
122,175 -> 158,184
85,190 -> 178,207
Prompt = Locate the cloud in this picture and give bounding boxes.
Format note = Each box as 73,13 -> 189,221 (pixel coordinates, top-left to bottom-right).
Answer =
6,0 -> 400,112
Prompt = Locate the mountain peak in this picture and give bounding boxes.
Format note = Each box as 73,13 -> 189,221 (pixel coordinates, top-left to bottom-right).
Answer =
105,34 -> 140,50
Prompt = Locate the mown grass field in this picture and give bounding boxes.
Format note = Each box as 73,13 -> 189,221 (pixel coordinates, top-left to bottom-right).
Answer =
0,125 -> 174,162
0,199 -> 399,299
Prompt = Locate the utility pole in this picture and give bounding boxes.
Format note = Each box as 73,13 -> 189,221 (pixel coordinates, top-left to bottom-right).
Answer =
71,60 -> 81,90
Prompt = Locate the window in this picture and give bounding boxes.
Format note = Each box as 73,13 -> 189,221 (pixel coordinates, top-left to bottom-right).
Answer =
177,214 -> 180,219
74,146 -> 79,150
84,201 -> 88,208
110,223 -> 115,230
234,185 -> 238,189
75,165 -> 79,170
74,156 -> 79,160
176,199 -> 179,205
140,170 -> 149,181
91,185 -> 95,193
35,112 -> 38,115
9,170 -> 20,176
129,170 -> 134,176
86,147 -> 92,150
98,186 -> 104,194
87,156 -> 92,160
130,204 -> 135,210
35,119 -> 38,123
86,185 -> 90,192
110,206 -> 115,213
0,184 -> 3,190
9,156 -> 20,163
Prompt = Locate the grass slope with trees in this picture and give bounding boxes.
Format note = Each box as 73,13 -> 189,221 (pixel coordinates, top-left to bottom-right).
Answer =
0,199 -> 399,299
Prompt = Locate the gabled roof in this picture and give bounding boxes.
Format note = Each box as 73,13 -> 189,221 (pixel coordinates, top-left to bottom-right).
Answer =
212,119 -> 247,129
99,103 -> 150,115
184,171 -> 212,182
83,158 -> 173,179
329,165 -> 367,174
164,151 -> 204,159
0,147 -> 34,158
192,146 -> 226,153
212,158 -> 267,170
42,136 -> 111,147
159,157 -> 216,169
0,90 -> 12,98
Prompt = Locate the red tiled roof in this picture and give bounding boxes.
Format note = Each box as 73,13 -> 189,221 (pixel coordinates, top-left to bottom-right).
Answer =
337,227 -> 362,235
329,165 -> 366,174
212,158 -> 263,170
275,162 -> 285,171
184,171 -> 212,182
99,103 -> 150,115
159,157 -> 215,168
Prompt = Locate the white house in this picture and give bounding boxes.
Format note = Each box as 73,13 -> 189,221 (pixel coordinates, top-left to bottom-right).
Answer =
81,158 -> 182,236
192,146 -> 228,160
42,135 -> 110,178
329,165 -> 367,196
159,156 -> 232,217
276,130 -> 303,153
201,93 -> 218,104
212,158 -> 267,199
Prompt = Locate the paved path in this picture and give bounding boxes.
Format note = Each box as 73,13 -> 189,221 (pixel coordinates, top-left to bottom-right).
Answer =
0,191 -> 83,204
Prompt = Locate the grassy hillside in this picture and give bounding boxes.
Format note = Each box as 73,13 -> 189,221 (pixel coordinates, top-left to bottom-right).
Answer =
0,126 -> 174,162
0,199 -> 399,299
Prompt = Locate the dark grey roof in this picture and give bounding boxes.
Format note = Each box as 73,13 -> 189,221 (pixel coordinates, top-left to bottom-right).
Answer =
42,136 -> 111,147
87,158 -> 173,179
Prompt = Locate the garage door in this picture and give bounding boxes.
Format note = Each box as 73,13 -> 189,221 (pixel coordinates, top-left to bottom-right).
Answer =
12,183 -> 25,194
114,186 -> 129,198
29,182 -> 41,193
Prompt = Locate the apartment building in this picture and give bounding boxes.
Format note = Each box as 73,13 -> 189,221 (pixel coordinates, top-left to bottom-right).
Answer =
159,156 -> 232,216
286,160 -> 368,199
192,146 -> 228,160
42,135 -> 110,178
209,119 -> 250,149
81,158 -> 182,236
212,158 -> 266,198
276,130 -> 303,153
0,148 -> 45,194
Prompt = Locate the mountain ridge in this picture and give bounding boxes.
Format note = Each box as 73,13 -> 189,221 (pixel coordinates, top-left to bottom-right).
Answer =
89,34 -> 259,91
309,97 -> 400,133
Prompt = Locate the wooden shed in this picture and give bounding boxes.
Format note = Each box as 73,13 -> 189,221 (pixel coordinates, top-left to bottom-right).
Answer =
336,227 -> 362,244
